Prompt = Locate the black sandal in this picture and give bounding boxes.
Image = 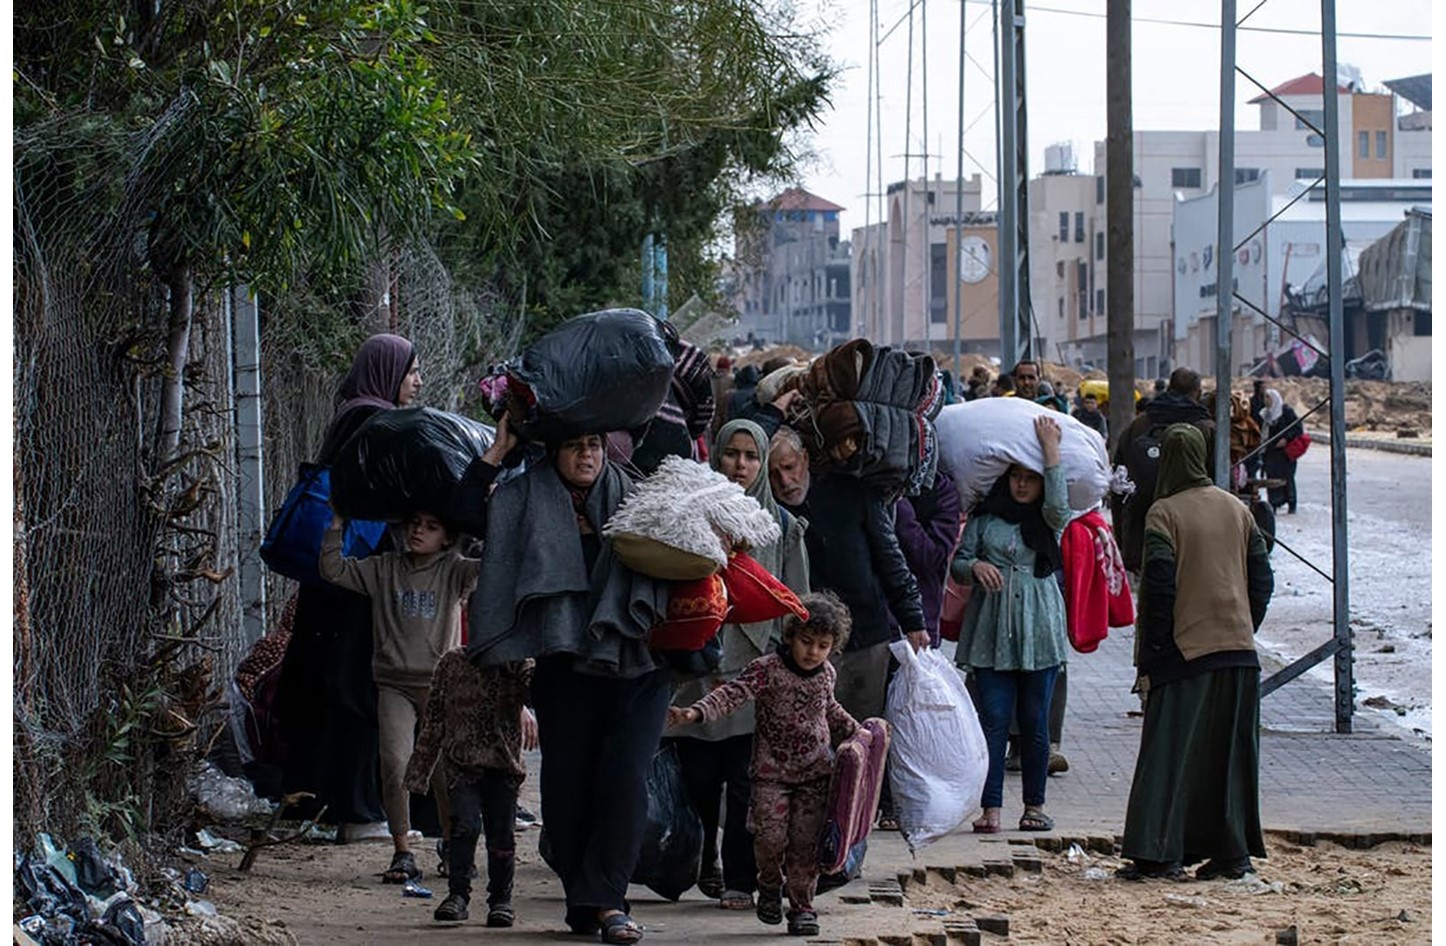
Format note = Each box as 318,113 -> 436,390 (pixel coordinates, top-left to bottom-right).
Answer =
756,887 -> 784,926
487,901 -> 516,928
1196,857 -> 1254,880
1018,810 -> 1054,832
381,851 -> 421,884
1116,859 -> 1187,881
598,912 -> 643,944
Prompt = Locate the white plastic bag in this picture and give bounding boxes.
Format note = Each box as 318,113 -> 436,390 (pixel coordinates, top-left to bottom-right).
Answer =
935,397 -> 1110,511
884,640 -> 989,852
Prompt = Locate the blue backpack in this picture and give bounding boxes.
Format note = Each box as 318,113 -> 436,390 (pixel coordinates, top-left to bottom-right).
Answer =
260,464 -> 388,585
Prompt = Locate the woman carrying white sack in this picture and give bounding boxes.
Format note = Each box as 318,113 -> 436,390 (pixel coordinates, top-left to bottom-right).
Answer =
949,415 -> 1069,834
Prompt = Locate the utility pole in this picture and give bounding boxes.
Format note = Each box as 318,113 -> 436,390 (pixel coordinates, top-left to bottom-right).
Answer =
1105,0 -> 1135,450
1214,0 -> 1237,485
953,0 -> 967,372
997,0 -> 1032,367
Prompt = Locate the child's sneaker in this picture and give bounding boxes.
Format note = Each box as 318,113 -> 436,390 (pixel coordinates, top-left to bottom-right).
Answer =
756,887 -> 783,926
787,910 -> 819,936
486,901 -> 515,928
434,893 -> 469,922
514,805 -> 539,829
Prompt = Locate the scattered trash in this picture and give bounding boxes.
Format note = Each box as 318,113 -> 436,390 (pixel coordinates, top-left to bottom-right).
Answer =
194,827 -> 244,854
1275,924 -> 1299,945
1397,910 -> 1413,922
183,867 -> 210,894
16,837 -> 149,946
402,879 -> 433,899
913,908 -> 951,917
1163,893 -> 1208,909
69,837 -> 119,898
185,899 -> 219,919
99,896 -> 147,945
1083,867 -> 1110,881
1222,873 -> 1286,896
189,761 -> 273,821
1065,843 -> 1088,864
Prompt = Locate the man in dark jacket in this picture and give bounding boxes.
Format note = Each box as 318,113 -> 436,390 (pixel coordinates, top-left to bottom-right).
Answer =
894,469 -> 963,648
770,429 -> 928,724
1111,368 -> 1216,572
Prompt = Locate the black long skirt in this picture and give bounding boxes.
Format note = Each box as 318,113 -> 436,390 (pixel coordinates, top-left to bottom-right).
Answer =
1122,667 -> 1266,865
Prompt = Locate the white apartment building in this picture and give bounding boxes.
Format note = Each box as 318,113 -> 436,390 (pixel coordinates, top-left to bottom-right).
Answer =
851,174 -> 984,348
1033,71 -> 1430,377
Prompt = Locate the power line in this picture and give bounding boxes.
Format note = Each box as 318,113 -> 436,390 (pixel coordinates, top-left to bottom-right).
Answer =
881,0 -> 1430,43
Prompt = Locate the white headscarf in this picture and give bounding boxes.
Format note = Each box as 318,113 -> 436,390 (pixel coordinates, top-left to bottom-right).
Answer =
1263,389 -> 1284,425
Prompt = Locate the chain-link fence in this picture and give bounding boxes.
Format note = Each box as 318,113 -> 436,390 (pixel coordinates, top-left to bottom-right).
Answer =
15,133 -> 522,850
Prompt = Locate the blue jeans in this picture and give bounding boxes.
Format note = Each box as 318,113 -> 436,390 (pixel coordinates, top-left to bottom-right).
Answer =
973,666 -> 1061,809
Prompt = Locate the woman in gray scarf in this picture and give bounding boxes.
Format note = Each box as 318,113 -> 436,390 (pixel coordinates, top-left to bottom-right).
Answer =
457,417 -> 671,944
669,419 -> 810,910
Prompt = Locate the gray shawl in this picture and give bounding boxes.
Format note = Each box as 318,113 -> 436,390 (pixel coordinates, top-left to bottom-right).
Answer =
671,420 -> 811,740
465,459 -> 667,678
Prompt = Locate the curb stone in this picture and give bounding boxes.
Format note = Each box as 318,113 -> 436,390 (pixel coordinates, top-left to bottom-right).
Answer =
1306,429 -> 1431,457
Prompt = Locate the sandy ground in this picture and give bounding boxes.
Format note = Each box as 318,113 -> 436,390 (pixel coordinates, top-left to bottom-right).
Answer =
905,836 -> 1433,946
194,828 -> 1431,945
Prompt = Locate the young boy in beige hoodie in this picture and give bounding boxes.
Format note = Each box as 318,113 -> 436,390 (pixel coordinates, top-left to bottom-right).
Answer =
321,509 -> 481,885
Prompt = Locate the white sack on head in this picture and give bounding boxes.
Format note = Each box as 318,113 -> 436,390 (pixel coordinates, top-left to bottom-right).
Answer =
935,397 -> 1110,512
603,455 -> 780,569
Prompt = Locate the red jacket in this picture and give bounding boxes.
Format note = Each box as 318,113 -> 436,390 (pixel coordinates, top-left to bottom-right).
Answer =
1060,510 -> 1134,653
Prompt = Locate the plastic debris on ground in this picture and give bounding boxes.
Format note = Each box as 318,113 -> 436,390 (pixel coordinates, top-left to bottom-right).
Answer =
185,899 -> 220,918
188,760 -> 273,821
402,879 -> 433,898
1164,893 -> 1209,909
1221,873 -> 1286,896
15,834 -> 152,946
183,867 -> 210,894
1065,843 -> 1088,864
194,827 -> 245,854
1083,867 -> 1110,881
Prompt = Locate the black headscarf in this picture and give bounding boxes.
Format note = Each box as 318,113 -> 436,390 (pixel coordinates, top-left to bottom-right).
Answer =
978,467 -> 1063,579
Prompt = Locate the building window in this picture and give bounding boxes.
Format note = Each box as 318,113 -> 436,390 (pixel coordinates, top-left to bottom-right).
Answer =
1235,167 -> 1260,184
1056,261 -> 1065,278
1412,168 -> 1432,179
1376,131 -> 1387,158
1171,167 -> 1202,188
1077,261 -> 1088,318
1058,212 -> 1069,242
1294,108 -> 1324,130
1095,231 -> 1105,260
1096,289 -> 1105,313
1074,212 -> 1084,242
1058,297 -> 1065,320
1096,175 -> 1105,204
1295,168 -> 1324,180
1305,134 -> 1325,148
1358,131 -> 1369,158
930,243 -> 948,324
1414,311 -> 1431,336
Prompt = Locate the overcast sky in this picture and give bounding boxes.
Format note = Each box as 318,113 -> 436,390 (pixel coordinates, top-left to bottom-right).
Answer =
795,0 -> 1434,234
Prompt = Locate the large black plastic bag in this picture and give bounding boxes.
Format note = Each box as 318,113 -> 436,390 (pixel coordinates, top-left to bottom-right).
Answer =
509,308 -> 674,442
630,743 -> 704,901
330,407 -> 494,525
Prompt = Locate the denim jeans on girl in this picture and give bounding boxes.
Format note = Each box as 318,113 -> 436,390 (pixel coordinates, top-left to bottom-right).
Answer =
972,665 -> 1061,809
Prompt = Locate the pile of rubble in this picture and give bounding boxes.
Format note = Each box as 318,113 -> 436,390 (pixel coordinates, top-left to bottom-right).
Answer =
1233,378 -> 1432,435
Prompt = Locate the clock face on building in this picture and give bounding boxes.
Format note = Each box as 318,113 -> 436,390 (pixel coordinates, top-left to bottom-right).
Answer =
959,236 -> 991,284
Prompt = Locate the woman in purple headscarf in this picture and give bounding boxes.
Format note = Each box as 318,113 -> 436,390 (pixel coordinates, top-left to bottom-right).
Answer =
273,334 -> 422,842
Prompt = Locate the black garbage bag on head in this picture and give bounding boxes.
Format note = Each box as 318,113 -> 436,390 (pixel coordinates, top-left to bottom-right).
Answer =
330,407 -> 495,526
630,743 -> 705,901
507,308 -> 675,443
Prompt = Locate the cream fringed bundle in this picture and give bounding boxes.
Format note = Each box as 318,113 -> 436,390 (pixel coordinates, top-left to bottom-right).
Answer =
605,455 -> 781,578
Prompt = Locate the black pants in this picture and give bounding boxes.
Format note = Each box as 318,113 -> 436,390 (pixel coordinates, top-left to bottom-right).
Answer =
530,658 -> 671,913
447,768 -> 519,903
672,734 -> 756,893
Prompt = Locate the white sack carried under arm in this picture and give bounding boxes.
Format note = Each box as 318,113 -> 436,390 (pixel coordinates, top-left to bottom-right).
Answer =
884,640 -> 989,852
935,397 -> 1110,511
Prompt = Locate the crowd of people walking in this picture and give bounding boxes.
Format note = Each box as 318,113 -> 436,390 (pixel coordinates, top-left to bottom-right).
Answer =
242,334 -> 1276,940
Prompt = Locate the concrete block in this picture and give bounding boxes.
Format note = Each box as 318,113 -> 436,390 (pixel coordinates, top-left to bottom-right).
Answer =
926,866 -> 957,884
973,914 -> 1010,936
982,859 -> 1015,878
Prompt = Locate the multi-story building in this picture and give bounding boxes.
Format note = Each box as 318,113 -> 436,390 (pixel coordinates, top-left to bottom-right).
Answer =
851,174 -> 986,350
1032,71 -> 1431,377
730,188 -> 851,349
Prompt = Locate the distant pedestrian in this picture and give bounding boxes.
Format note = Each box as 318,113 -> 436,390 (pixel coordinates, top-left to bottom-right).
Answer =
667,592 -> 860,938
989,374 -> 1015,398
964,366 -> 991,401
1261,390 -> 1303,514
1071,393 -> 1108,440
1119,424 -> 1273,881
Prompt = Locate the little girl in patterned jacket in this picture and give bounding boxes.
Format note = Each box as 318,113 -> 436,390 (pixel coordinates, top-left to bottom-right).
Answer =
668,591 -> 858,937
